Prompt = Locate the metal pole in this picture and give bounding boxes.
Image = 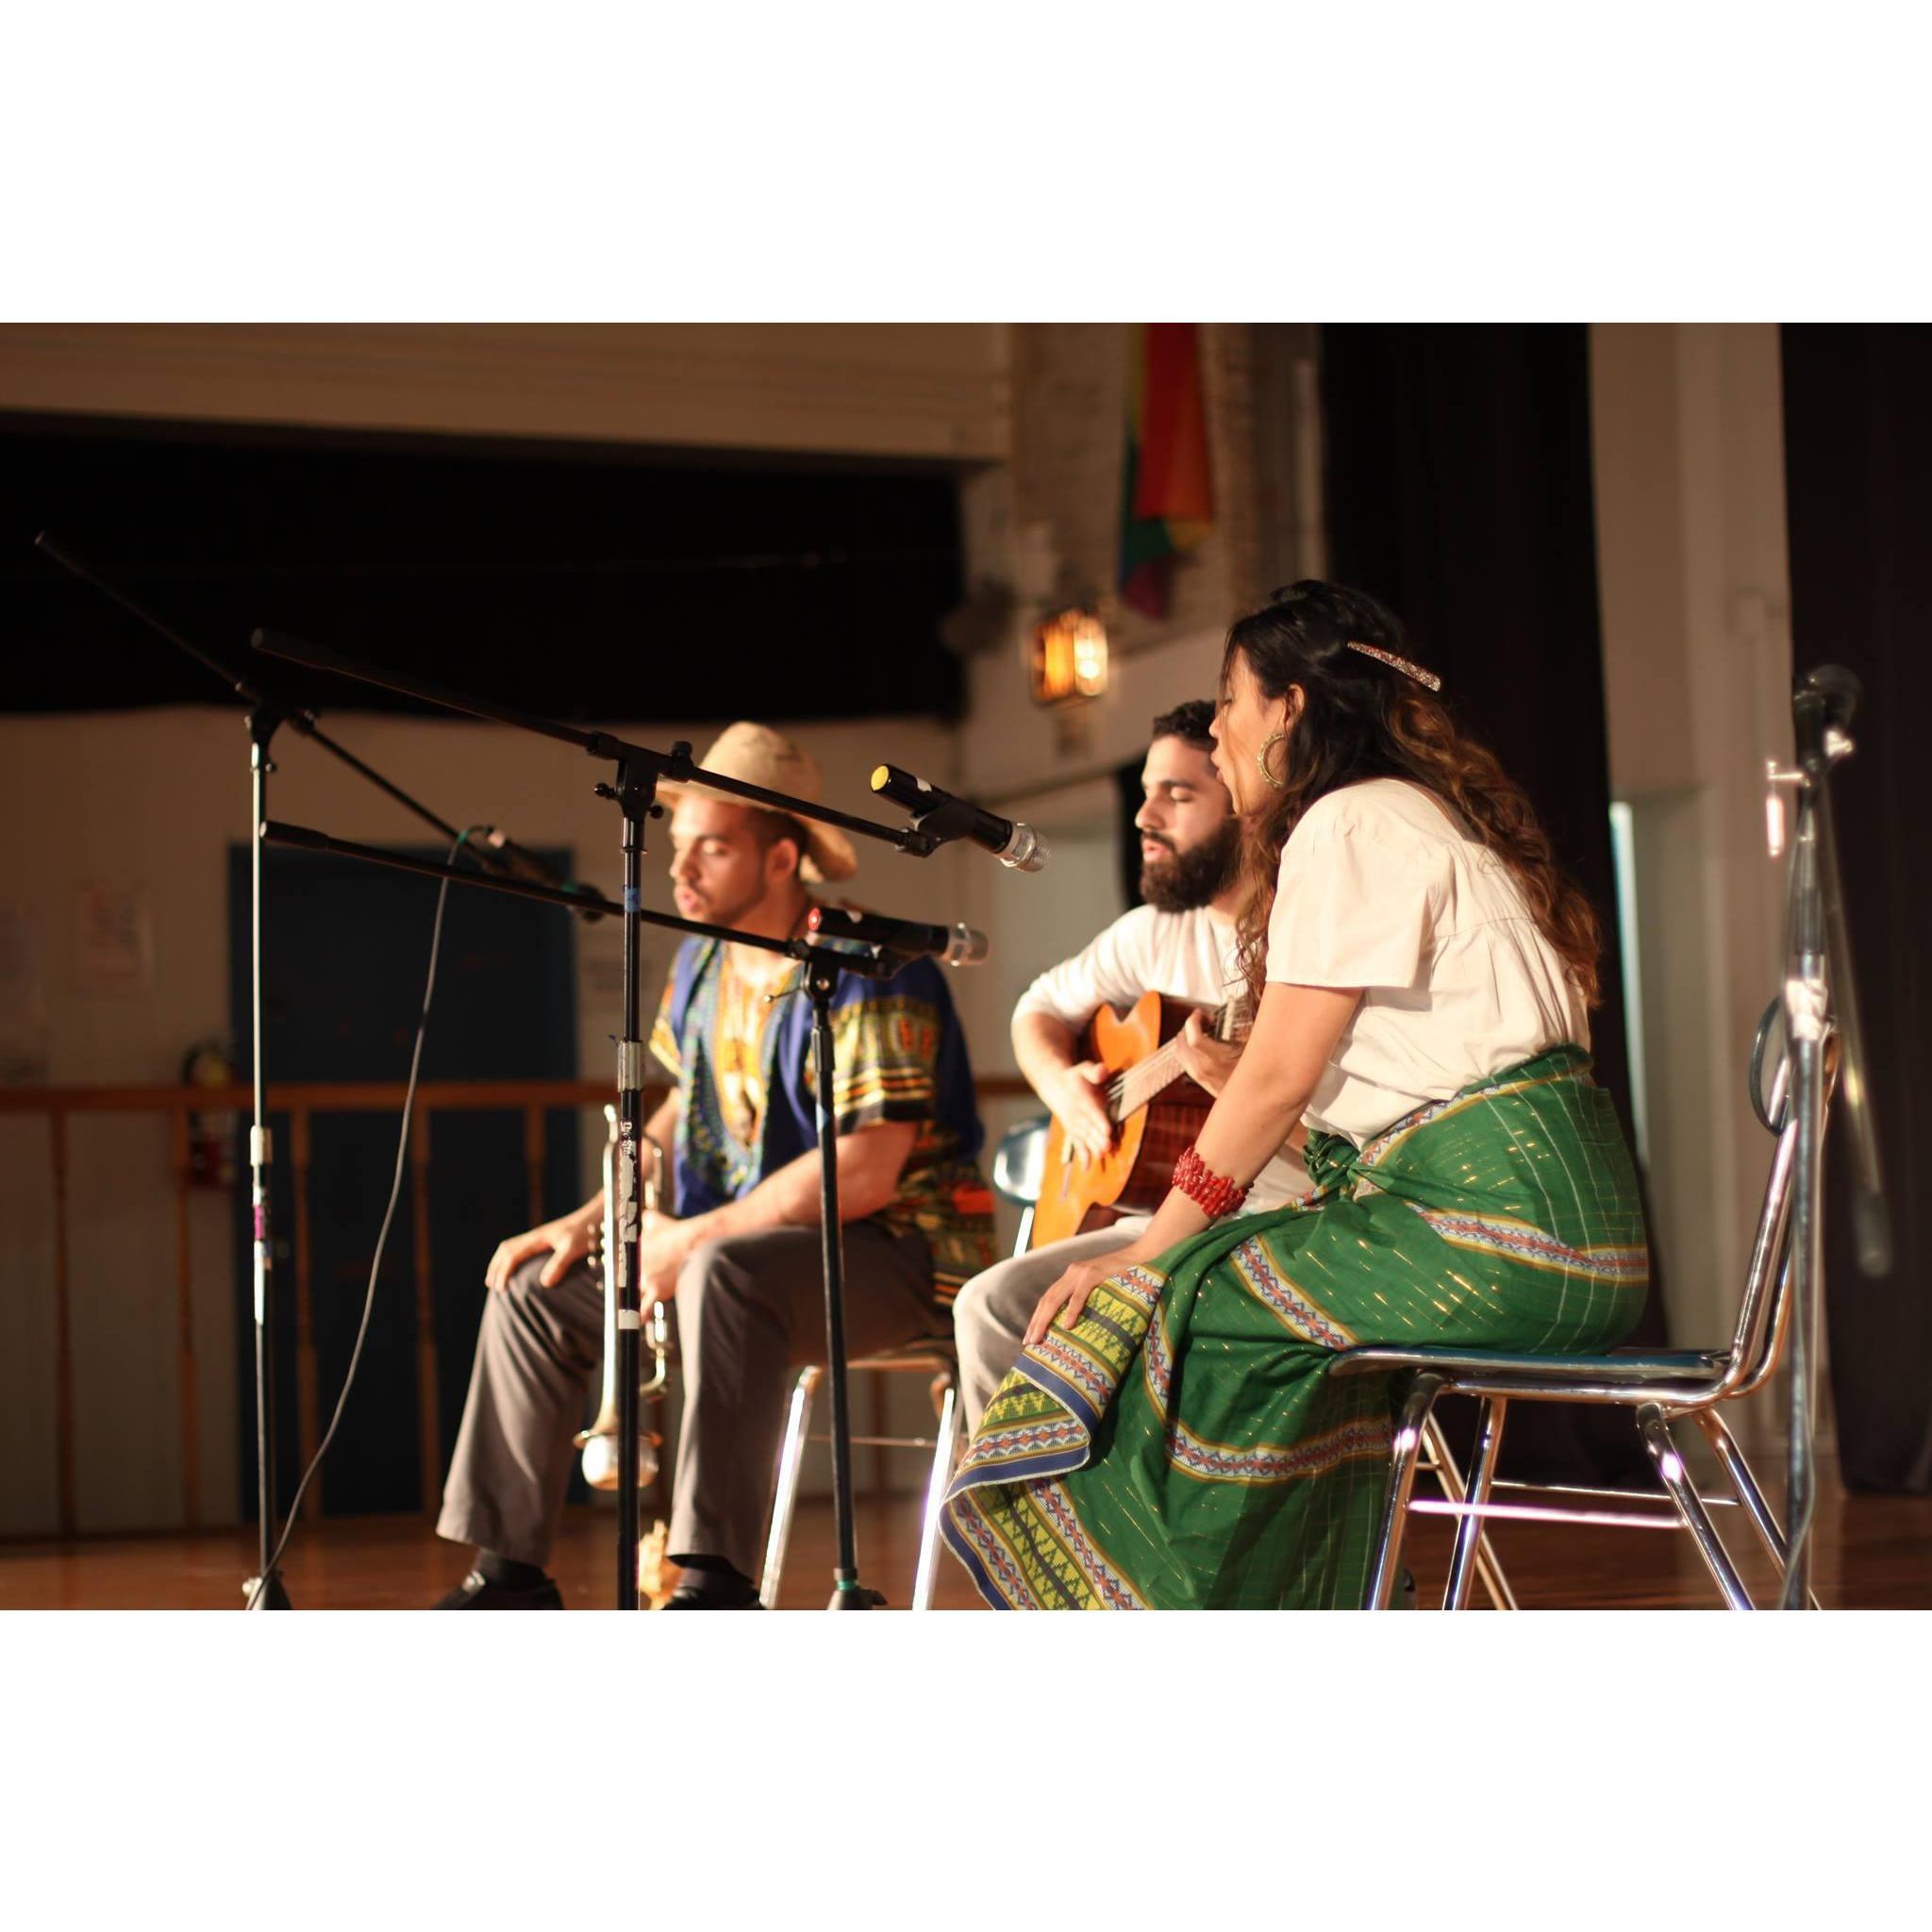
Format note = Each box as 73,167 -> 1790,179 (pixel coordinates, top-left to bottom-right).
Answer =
608,761 -> 651,1610
810,968 -> 882,1608
1781,787 -> 1826,1608
246,711 -> 291,1608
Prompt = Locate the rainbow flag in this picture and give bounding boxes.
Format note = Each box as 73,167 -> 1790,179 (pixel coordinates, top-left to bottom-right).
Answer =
1118,323 -> 1214,619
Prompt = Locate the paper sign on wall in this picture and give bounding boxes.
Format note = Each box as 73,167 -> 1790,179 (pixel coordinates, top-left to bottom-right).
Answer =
75,884 -> 154,996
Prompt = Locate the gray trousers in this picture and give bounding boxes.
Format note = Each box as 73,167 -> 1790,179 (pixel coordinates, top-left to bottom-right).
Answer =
436,1221 -> 940,1580
949,1213 -> 1152,1432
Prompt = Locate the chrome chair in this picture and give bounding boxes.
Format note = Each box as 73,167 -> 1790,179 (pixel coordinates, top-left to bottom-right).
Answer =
758,1336 -> 962,1609
993,1112 -> 1051,1252
1338,1037 -> 1815,1610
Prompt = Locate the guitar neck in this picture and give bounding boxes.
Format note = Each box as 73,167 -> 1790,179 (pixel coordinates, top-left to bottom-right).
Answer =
1105,1002 -> 1236,1121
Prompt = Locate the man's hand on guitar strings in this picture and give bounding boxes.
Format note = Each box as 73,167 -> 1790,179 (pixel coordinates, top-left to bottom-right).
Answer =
1175,1008 -> 1243,1099
1048,1058 -> 1116,1165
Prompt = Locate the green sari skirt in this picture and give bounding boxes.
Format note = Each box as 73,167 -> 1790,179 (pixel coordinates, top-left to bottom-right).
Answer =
942,1046 -> 1649,1609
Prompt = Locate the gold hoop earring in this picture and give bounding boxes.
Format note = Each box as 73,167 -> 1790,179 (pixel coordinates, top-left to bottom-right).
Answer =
1256,732 -> 1289,791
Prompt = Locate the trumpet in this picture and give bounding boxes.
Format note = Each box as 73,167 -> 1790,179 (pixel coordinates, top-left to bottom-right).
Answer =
575,1106 -> 671,1491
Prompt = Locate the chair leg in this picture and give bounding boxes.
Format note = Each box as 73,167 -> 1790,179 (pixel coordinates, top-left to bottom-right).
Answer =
1693,1410 -> 1823,1609
1366,1374 -> 1444,1610
1422,1412 -> 1519,1610
1442,1399 -> 1508,1610
1637,1403 -> 1753,1610
910,1377 -> 962,1611
758,1366 -> 823,1609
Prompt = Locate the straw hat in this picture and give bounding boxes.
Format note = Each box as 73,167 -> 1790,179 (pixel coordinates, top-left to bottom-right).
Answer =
657,722 -> 859,884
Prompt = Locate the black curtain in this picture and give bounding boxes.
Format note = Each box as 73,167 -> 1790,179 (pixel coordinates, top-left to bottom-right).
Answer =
1780,325 -> 1932,1492
1318,324 -> 1661,1481
5,416 -> 965,721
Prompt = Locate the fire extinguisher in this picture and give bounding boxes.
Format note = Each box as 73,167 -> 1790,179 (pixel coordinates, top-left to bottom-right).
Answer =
181,1039 -> 239,1188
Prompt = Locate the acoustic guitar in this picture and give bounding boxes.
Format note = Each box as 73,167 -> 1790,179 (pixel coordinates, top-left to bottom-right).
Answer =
1028,990 -> 1238,1250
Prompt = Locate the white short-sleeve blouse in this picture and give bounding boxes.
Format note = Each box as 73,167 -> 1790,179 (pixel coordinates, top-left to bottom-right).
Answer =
1264,777 -> 1590,1144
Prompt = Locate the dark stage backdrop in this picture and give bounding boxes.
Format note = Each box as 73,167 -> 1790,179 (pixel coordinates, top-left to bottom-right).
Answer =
1318,324 -> 1660,1482
3,415 -> 966,722
1781,325 -> 1932,1493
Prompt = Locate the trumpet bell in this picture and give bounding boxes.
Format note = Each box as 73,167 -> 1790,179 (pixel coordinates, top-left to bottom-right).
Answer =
576,1431 -> 658,1492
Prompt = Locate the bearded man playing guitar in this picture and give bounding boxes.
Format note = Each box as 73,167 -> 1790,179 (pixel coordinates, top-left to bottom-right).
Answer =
952,702 -> 1308,1429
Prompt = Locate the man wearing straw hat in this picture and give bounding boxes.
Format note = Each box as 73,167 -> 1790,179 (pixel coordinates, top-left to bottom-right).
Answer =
435,723 -> 996,1608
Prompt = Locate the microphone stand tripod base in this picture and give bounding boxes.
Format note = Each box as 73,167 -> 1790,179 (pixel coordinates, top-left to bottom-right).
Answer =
243,1572 -> 293,1610
828,1580 -> 887,1610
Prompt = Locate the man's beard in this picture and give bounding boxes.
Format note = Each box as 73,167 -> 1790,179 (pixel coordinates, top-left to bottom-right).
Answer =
1140,819 -> 1241,913
681,879 -> 767,931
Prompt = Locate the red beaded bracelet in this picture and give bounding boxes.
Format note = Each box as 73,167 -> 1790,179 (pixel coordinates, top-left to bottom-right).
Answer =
1173,1142 -> 1250,1220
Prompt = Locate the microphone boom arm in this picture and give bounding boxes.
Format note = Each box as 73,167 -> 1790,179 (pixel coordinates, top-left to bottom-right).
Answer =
249,626 -> 947,860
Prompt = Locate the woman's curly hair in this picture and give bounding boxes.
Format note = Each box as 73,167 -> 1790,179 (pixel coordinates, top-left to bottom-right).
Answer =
1223,581 -> 1603,1013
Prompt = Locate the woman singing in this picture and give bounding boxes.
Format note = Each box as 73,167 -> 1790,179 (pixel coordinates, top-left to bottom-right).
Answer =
943,581 -> 1650,1608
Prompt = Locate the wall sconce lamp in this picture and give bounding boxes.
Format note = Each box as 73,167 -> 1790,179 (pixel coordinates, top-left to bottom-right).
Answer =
1029,608 -> 1109,705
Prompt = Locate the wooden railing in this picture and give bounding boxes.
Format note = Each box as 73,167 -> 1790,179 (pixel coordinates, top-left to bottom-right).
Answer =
0,1074 -> 1034,1537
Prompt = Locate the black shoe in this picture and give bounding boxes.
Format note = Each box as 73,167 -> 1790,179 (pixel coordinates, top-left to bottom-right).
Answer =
434,1568 -> 564,1609
660,1576 -> 762,1610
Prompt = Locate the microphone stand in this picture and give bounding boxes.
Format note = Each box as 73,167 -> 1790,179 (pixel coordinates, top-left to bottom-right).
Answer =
31,533 -> 597,1609
243,706 -> 291,1607
1770,666 -> 1890,1609
250,625 -> 948,1611
805,955 -> 878,1607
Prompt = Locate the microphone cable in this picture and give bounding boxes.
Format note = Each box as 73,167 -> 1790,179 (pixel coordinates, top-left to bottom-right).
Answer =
244,828 -> 479,1609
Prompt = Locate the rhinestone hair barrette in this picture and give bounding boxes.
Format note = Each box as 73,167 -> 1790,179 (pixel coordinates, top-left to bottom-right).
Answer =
1346,641 -> 1442,692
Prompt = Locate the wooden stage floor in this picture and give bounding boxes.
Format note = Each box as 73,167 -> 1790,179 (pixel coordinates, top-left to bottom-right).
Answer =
4,1469 -> 1930,1608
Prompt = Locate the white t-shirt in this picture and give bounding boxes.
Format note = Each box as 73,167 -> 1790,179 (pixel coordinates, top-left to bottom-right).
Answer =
1264,777 -> 1590,1145
1015,903 -> 1309,1211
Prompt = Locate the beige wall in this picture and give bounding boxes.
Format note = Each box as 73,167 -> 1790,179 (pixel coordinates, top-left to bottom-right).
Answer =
941,323 -> 1324,1065
0,324 -> 1011,462
1591,323 -> 1795,1450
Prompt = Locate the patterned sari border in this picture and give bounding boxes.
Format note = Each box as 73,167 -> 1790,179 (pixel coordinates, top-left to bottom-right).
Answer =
1163,1412 -> 1393,1489
941,1507 -> 1024,1608
1023,1335 -> 1113,1426
949,1415 -> 1091,1492
1228,1238 -> 1358,1349
1409,1204 -> 1650,1283
1035,1482 -> 1148,1608
1356,1050 -> 1592,1172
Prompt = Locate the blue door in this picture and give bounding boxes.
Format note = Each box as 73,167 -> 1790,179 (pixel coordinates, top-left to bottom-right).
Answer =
229,842 -> 581,1521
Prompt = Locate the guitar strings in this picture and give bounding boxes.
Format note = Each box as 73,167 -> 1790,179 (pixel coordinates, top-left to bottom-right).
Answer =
1100,1004 -> 1240,1116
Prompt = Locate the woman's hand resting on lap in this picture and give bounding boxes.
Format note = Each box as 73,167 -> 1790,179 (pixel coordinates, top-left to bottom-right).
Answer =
1024,1240 -> 1155,1347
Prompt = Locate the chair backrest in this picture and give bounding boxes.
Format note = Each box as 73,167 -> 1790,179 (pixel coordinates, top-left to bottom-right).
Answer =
1723,1114 -> 1796,1393
1720,1049 -> 1832,1399
992,1114 -> 1051,1259
992,1114 -> 1050,1205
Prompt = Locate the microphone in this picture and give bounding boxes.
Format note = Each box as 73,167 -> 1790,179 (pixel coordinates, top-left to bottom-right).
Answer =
807,904 -> 990,967
1794,663 -> 1861,726
870,764 -> 1049,873
475,827 -> 605,922
1791,664 -> 1862,771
